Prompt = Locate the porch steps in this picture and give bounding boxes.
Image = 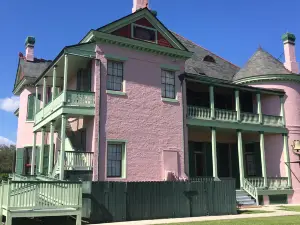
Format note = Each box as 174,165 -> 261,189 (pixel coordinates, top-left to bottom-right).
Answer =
236,190 -> 256,206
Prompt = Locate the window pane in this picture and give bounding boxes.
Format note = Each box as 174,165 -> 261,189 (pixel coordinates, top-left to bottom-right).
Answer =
107,61 -> 124,91
107,143 -> 123,177
161,70 -> 175,99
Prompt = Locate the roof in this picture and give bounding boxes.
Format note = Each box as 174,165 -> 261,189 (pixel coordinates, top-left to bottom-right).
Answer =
233,47 -> 292,81
173,33 -> 240,80
20,57 -> 52,79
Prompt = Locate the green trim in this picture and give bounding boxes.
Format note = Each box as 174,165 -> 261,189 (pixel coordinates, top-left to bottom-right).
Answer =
25,36 -> 35,46
185,73 -> 285,96
187,118 -> 288,134
104,54 -> 128,61
93,30 -> 192,59
97,8 -> 187,51
160,64 -> 180,71
13,78 -> 28,95
282,33 -> 296,43
162,98 -> 179,103
106,90 -> 127,96
257,189 -> 293,196
106,140 -> 127,179
107,139 -> 128,143
14,108 -> 19,117
233,74 -> 300,85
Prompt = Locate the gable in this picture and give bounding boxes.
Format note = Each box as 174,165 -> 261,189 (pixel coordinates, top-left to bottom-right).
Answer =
98,8 -> 187,51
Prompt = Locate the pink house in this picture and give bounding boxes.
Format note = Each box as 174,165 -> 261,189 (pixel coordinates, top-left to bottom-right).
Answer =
12,0 -> 300,206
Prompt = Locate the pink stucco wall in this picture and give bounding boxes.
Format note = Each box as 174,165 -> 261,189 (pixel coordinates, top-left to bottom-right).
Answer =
95,44 -> 186,181
252,82 -> 300,204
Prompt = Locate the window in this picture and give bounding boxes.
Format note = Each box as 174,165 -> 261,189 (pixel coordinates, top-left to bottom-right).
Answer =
161,70 -> 175,99
107,143 -> 125,178
107,61 -> 124,91
132,24 -> 157,42
203,55 -> 216,63
27,93 -> 41,121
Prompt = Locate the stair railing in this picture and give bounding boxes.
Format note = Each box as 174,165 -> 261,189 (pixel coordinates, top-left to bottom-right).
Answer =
243,178 -> 259,206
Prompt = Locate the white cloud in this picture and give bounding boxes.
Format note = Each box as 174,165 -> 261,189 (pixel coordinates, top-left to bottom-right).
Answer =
0,136 -> 15,146
0,96 -> 19,112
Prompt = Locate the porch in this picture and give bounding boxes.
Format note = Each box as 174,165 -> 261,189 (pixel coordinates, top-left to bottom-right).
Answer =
187,127 -> 293,204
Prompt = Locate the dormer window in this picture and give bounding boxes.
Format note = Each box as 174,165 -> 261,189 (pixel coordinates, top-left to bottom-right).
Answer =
132,24 -> 157,43
203,55 -> 216,63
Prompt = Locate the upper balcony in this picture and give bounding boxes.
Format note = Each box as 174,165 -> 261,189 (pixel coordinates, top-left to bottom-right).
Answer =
184,73 -> 287,133
33,53 -> 96,131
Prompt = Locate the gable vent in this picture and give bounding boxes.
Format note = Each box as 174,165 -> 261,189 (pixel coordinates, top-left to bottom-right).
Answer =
203,55 -> 216,63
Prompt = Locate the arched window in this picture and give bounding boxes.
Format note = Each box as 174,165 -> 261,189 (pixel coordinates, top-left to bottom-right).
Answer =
203,55 -> 216,63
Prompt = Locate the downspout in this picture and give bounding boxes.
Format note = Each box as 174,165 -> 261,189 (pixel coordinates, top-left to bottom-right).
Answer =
97,59 -> 101,181
179,73 -> 188,179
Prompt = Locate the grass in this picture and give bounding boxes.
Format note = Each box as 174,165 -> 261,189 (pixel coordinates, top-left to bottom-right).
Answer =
237,209 -> 271,214
279,205 -> 300,212
160,215 -> 300,224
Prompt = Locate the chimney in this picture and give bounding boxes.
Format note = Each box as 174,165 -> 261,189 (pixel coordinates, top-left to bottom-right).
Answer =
25,36 -> 35,61
132,0 -> 149,13
282,32 -> 299,73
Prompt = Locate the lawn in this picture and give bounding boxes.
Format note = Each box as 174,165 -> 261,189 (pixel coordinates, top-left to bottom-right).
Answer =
279,205 -> 300,212
160,216 -> 300,225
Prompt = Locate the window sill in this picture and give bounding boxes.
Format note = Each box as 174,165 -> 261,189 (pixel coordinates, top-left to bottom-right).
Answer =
106,90 -> 127,96
26,120 -> 34,123
162,98 -> 179,103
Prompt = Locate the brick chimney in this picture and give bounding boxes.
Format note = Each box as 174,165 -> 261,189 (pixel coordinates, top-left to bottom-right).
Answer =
282,32 -> 299,73
132,0 -> 149,13
25,36 -> 35,61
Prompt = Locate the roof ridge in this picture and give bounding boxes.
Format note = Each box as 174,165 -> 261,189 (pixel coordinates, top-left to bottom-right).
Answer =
173,31 -> 240,69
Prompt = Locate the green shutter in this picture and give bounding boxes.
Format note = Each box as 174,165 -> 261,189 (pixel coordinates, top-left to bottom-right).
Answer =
87,63 -> 92,91
254,142 -> 262,177
205,142 -> 213,177
43,146 -> 49,175
26,94 -> 35,120
188,141 -> 195,178
35,147 -> 40,175
15,148 -> 25,175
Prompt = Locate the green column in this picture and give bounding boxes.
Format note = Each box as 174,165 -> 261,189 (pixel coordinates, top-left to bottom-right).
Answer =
257,93 -> 262,124
237,130 -> 245,188
280,96 -> 286,126
48,121 -> 55,175
52,65 -> 57,101
283,134 -> 292,188
260,132 -> 267,188
63,54 -> 68,102
209,85 -> 215,119
42,77 -> 47,118
39,127 -> 45,174
211,127 -> 218,179
30,132 -> 37,175
59,114 -> 67,180
235,90 -> 240,121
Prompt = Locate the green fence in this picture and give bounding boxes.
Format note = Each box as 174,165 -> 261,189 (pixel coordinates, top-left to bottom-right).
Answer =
88,179 -> 236,223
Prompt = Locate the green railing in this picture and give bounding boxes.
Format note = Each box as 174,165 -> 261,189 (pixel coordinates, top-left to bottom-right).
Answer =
35,91 -> 95,124
243,179 -> 258,205
187,106 -> 283,127
0,180 -> 82,210
59,151 -> 94,170
247,177 -> 289,189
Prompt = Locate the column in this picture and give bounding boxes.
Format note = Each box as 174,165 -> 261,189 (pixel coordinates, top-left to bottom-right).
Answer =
52,65 -> 57,101
259,132 -> 267,188
237,130 -> 245,188
211,127 -> 218,179
209,85 -> 215,119
59,114 -> 67,180
30,132 -> 37,175
63,54 -> 68,102
39,127 -> 45,174
48,121 -> 55,175
235,90 -> 240,121
283,134 -> 292,187
42,77 -> 47,118
257,93 -> 262,124
280,96 -> 286,126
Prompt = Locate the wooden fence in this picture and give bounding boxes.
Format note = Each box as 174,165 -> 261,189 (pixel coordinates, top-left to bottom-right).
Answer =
87,179 -> 236,223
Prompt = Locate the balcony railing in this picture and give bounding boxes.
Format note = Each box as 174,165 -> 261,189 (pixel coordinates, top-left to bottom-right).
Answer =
187,106 -> 283,127
58,151 -> 94,170
247,177 -> 289,189
35,91 -> 95,124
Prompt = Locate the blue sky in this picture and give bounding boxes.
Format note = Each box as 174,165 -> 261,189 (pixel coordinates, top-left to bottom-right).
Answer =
0,0 -> 299,144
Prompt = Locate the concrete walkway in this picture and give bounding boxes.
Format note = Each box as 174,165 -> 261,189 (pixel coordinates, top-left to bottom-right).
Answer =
91,205 -> 300,225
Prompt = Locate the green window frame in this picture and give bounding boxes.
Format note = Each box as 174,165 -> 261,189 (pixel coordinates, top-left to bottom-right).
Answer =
107,141 -> 126,178
106,60 -> 124,91
161,69 -> 176,99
